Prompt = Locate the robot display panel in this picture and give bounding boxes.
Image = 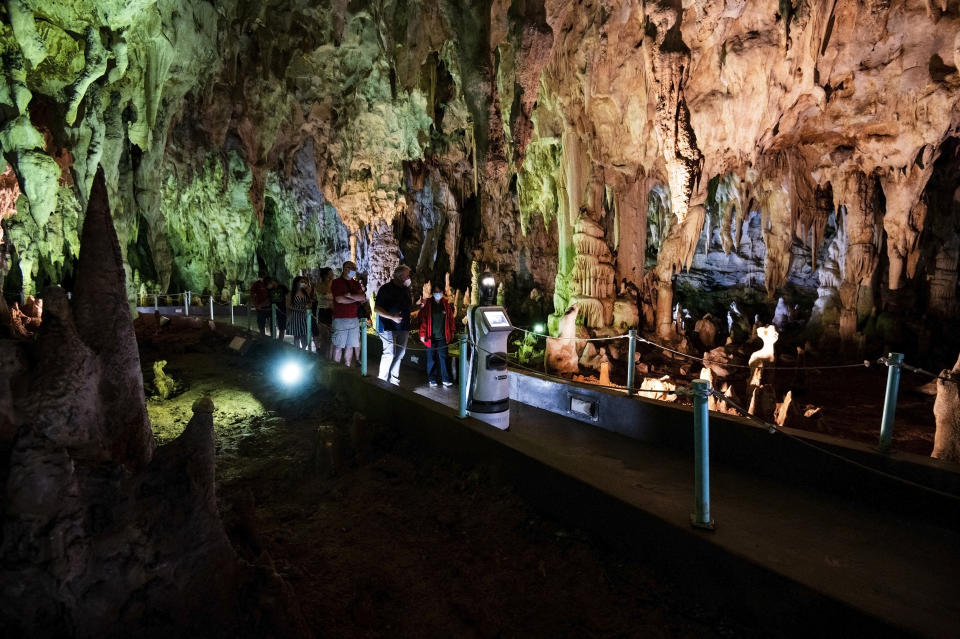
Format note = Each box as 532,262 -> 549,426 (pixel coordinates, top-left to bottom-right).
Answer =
481,309 -> 511,329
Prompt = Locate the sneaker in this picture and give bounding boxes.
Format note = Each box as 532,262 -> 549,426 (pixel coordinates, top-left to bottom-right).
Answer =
390,377 -> 400,386
429,381 -> 439,388
442,381 -> 454,387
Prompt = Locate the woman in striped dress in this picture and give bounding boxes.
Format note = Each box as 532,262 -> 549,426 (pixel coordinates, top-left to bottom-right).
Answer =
290,275 -> 312,350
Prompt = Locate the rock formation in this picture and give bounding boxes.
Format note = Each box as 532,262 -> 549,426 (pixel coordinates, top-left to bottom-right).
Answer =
0,169 -> 295,637
545,303 -> 579,375
932,354 -> 960,463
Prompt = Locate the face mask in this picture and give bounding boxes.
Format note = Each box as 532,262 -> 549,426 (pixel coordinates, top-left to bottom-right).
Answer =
432,292 -> 443,301
403,278 -> 411,287
346,270 -> 356,279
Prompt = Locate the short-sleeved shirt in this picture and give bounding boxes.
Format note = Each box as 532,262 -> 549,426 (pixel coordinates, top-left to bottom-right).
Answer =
375,281 -> 412,332
331,276 -> 363,319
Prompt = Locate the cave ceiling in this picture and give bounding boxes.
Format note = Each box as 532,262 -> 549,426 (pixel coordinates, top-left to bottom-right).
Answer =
0,0 -> 958,341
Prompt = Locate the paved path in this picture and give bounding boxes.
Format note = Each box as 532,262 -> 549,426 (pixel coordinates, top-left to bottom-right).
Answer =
379,371 -> 960,638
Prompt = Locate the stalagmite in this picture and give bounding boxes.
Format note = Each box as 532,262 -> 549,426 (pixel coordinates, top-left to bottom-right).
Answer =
72,168 -> 155,469
694,314 -> 717,349
0,169 -> 255,636
932,354 -> 960,463
638,376 -> 677,402
545,304 -> 580,375
748,325 -> 778,398
570,212 -> 615,328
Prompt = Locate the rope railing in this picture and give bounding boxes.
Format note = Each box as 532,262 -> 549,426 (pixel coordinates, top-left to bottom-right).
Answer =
710,386 -> 960,503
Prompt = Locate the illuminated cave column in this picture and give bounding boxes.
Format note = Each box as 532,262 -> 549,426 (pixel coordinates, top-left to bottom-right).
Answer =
570,212 -> 615,328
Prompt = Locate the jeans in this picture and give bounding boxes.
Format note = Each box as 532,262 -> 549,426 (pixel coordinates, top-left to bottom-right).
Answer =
378,330 -> 409,381
426,337 -> 452,383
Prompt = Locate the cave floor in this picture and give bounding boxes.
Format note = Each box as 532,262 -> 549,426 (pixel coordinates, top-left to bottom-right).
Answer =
139,328 -> 765,638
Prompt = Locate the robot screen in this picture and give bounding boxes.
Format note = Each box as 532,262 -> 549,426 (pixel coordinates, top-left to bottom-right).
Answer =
482,310 -> 510,328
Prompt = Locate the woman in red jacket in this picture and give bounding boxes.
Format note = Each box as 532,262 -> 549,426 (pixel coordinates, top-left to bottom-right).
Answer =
419,283 -> 456,387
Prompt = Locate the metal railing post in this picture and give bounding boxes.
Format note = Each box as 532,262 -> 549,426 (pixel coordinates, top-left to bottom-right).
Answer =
230,301 -> 235,325
306,309 -> 313,351
270,304 -> 277,339
360,318 -> 368,375
154,294 -> 159,312
879,352 -> 904,452
187,290 -> 192,309
246,303 -> 251,331
209,295 -> 214,321
627,329 -> 637,396
691,379 -> 715,530
458,333 -> 468,419
183,293 -> 188,316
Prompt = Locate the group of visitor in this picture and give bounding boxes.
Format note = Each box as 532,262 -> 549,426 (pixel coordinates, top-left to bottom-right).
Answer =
249,260 -> 457,387
250,268 -> 336,353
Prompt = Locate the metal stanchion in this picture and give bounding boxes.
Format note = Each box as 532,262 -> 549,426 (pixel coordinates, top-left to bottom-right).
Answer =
230,301 -> 234,325
627,329 -> 637,396
691,379 -> 715,530
306,309 -> 313,351
458,333 -> 468,419
246,303 -> 251,331
271,304 -> 277,339
879,352 -> 904,452
187,290 -> 192,308
209,295 -> 214,321
183,293 -> 188,316
360,318 -> 368,376
154,294 -> 159,312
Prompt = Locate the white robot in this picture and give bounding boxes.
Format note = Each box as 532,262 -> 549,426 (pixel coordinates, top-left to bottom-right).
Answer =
466,272 -> 512,430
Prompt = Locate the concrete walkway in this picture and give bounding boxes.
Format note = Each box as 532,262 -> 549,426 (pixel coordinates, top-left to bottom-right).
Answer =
354,371 -> 960,638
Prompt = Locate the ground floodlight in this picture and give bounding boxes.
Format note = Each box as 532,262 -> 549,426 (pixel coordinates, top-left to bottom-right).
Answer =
481,276 -> 496,287
279,360 -> 304,386
533,323 -> 545,334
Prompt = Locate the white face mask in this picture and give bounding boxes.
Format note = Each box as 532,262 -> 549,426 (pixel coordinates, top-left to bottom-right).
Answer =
403,278 -> 411,287
346,269 -> 356,279
432,292 -> 443,301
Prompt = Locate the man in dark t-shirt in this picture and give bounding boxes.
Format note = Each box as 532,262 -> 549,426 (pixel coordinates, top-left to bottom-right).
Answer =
250,272 -> 271,335
374,264 -> 416,384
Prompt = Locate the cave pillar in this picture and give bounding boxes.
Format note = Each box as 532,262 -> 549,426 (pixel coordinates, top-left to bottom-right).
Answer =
830,170 -> 882,343
613,173 -> 648,286
929,231 -> 959,317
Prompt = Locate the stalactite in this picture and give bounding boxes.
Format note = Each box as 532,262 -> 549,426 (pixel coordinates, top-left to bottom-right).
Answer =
880,151 -> 936,290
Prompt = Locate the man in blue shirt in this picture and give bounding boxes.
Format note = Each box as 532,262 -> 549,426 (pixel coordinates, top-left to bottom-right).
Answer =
374,265 -> 417,384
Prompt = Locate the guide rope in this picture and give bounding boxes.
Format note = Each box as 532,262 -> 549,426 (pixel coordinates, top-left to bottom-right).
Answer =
711,388 -> 960,502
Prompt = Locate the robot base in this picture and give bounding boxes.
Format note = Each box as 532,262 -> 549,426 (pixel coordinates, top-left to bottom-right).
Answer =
468,409 -> 510,431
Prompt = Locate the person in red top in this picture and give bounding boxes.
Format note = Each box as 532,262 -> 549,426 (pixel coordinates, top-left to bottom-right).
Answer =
250,272 -> 272,335
330,260 -> 366,366
419,282 -> 456,387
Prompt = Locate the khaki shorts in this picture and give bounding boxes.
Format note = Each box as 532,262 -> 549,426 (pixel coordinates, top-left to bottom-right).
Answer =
331,317 -> 360,348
